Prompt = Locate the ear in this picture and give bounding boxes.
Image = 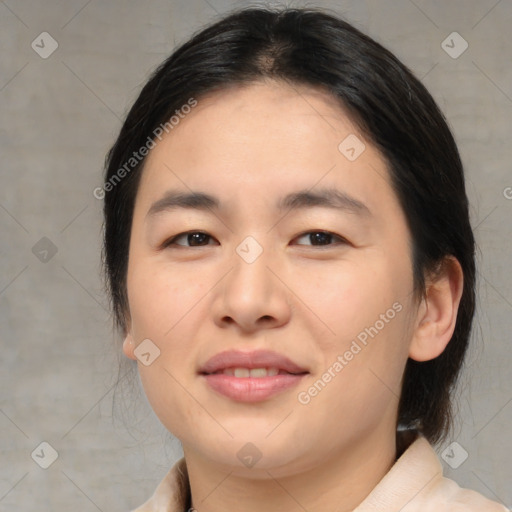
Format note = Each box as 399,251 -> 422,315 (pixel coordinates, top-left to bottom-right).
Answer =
409,256 -> 464,362
122,326 -> 137,361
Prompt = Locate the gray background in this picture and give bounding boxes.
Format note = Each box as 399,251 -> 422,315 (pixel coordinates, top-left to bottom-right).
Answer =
1,0 -> 511,510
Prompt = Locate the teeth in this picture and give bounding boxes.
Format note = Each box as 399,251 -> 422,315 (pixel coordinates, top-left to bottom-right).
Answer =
223,367 -> 280,378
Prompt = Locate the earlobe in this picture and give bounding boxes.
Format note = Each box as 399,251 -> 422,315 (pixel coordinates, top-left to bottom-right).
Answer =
409,256 -> 464,362
122,332 -> 137,360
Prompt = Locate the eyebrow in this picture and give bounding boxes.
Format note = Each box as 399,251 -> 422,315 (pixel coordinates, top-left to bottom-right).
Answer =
277,187 -> 372,217
146,187 -> 372,218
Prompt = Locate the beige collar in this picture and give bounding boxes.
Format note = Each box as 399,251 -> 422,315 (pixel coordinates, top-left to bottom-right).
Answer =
133,431 -> 507,511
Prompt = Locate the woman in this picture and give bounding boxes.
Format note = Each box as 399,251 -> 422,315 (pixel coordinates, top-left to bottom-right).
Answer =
101,7 -> 508,511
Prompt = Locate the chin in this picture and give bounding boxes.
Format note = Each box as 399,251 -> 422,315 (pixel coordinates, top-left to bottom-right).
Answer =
183,428 -> 313,476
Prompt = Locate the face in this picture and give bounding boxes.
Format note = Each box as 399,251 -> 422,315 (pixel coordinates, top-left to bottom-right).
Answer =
124,81 -> 420,476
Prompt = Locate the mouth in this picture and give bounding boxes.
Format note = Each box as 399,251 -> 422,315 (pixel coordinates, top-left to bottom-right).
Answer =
198,348 -> 309,375
203,367 -> 307,378
198,350 -> 309,402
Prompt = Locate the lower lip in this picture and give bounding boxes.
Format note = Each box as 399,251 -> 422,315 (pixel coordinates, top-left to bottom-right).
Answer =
201,373 -> 307,402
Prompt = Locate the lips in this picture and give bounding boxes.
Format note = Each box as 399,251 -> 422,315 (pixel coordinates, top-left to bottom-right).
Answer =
199,350 -> 309,402
198,349 -> 309,376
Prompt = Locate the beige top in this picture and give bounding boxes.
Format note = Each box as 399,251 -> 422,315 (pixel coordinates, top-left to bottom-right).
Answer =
132,432 -> 509,511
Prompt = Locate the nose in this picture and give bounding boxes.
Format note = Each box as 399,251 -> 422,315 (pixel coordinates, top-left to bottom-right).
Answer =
212,246 -> 292,333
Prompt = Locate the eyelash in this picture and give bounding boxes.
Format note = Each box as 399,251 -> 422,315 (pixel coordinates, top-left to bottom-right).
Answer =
162,230 -> 349,248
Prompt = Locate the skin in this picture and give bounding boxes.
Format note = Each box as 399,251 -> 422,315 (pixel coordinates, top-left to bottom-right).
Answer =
123,81 -> 463,512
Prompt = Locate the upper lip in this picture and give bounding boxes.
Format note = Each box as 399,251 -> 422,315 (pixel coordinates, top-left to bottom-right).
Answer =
199,350 -> 309,375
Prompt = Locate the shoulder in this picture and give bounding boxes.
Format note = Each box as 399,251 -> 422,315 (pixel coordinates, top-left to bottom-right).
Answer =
130,457 -> 190,512
424,475 -> 509,511
355,433 -> 509,511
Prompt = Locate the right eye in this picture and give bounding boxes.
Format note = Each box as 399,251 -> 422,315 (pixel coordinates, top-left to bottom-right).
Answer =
163,231 -> 218,247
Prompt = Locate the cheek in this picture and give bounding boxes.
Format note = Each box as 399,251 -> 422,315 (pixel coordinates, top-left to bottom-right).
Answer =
290,256 -> 399,341
127,263 -> 210,434
297,304 -> 412,430
292,256 -> 412,391
127,261 -> 207,338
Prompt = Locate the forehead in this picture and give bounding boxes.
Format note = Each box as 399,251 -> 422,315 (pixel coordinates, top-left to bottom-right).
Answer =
135,81 -> 400,222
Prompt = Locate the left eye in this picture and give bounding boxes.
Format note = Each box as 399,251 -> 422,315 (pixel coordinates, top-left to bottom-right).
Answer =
293,231 -> 347,246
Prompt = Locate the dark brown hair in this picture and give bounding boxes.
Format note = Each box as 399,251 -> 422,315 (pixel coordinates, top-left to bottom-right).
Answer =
102,7 -> 476,445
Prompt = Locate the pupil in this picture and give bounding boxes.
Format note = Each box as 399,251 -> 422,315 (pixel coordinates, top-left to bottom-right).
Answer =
189,233 -> 208,246
311,232 -> 331,245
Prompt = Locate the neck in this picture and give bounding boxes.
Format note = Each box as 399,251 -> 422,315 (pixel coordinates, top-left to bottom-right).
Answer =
183,425 -> 398,512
